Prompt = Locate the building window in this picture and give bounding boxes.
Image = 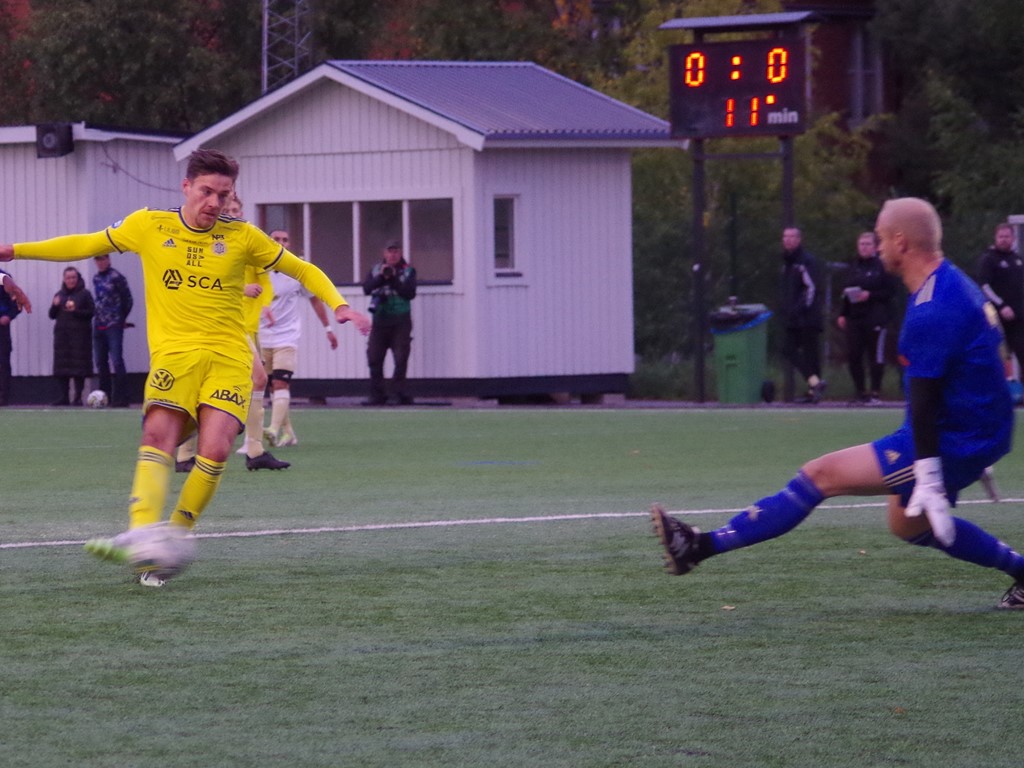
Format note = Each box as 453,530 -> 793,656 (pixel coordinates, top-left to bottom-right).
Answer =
494,197 -> 516,274
409,199 -> 454,282
358,200 -> 403,278
256,198 -> 454,285
260,203 -> 304,255
310,202 -> 353,284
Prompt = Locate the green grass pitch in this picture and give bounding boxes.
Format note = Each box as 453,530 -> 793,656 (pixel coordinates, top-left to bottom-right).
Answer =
2,406 -> 1023,767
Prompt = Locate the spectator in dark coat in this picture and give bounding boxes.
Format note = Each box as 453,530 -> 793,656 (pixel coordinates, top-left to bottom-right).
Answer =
48,266 -> 94,405
976,222 -> 1024,381
92,254 -> 134,406
779,227 -> 826,403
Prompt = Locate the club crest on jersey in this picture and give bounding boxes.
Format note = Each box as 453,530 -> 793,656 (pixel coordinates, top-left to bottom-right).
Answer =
212,242 -> 226,255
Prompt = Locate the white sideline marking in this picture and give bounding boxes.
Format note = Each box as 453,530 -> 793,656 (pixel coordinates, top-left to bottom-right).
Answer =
2,498 -> 1020,551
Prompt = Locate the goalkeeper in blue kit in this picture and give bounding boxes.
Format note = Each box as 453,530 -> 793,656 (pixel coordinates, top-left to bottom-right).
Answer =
654,197 -> 1024,609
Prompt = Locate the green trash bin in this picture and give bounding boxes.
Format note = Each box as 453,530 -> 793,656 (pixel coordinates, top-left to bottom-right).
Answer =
710,303 -> 772,404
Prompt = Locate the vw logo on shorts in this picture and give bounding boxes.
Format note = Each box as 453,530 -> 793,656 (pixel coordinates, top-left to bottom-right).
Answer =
150,369 -> 175,391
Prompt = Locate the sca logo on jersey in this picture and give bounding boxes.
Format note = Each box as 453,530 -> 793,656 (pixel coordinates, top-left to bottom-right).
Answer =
211,388 -> 246,407
149,369 -> 175,391
161,269 -> 224,291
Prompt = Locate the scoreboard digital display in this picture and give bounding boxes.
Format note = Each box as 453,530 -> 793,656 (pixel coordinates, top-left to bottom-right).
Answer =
668,38 -> 807,139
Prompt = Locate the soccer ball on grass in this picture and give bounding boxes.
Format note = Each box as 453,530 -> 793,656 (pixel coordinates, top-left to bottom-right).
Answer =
116,522 -> 197,581
86,389 -> 108,408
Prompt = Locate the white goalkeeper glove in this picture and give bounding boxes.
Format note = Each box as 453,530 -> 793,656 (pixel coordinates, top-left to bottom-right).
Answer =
905,457 -> 956,546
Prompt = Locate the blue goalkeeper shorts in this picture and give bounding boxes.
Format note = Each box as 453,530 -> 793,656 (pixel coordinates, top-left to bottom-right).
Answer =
872,425 -> 991,507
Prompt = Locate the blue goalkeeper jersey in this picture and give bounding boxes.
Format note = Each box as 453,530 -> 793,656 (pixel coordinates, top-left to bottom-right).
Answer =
899,259 -> 1012,463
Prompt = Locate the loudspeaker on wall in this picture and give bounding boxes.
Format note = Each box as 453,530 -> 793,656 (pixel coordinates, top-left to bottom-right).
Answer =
36,123 -> 74,158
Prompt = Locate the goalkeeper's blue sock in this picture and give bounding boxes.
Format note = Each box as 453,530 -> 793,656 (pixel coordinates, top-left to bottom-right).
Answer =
907,518 -> 1024,580
709,471 -> 825,554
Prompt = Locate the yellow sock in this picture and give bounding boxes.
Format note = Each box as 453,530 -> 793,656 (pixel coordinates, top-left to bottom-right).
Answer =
169,455 -> 226,530
128,446 -> 174,529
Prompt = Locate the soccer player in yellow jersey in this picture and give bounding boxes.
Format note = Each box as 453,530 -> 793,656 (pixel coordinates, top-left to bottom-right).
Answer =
0,149 -> 371,585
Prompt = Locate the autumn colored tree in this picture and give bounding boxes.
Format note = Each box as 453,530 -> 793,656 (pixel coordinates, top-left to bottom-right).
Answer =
11,0 -> 261,131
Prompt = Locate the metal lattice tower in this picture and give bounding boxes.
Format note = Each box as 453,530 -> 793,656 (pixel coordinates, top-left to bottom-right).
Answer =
262,0 -> 314,94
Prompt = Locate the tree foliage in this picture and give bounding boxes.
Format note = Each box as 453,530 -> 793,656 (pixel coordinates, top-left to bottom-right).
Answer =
0,4 -> 28,119
6,0 -> 385,132
13,0 -> 262,131
313,0 -> 386,62
368,0 -> 648,85
872,0 -> 1024,259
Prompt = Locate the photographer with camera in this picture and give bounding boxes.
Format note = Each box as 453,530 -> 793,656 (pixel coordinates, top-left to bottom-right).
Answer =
362,238 -> 417,405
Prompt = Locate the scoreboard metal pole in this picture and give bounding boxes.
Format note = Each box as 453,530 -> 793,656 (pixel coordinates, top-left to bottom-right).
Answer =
692,138 -> 706,403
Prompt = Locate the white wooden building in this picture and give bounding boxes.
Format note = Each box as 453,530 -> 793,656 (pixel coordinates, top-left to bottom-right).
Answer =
2,62 -> 679,403
175,61 -> 679,401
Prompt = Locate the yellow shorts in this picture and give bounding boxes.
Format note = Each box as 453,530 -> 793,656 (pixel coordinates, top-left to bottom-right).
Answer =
144,349 -> 252,429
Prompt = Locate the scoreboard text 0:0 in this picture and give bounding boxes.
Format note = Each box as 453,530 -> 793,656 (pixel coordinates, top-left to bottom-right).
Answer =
668,38 -> 807,139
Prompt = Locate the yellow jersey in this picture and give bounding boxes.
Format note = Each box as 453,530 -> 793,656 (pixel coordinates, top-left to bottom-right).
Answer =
15,208 -> 345,364
244,266 -> 273,335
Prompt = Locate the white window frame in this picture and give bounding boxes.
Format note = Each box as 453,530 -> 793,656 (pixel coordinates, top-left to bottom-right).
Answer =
491,194 -> 525,284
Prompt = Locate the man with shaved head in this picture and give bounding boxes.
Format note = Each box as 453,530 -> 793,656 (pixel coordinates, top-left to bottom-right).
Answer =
653,197 -> 1024,609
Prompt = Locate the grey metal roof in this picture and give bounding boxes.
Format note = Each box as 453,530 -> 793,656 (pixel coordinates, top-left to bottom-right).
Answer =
326,60 -> 670,142
659,11 -> 820,32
